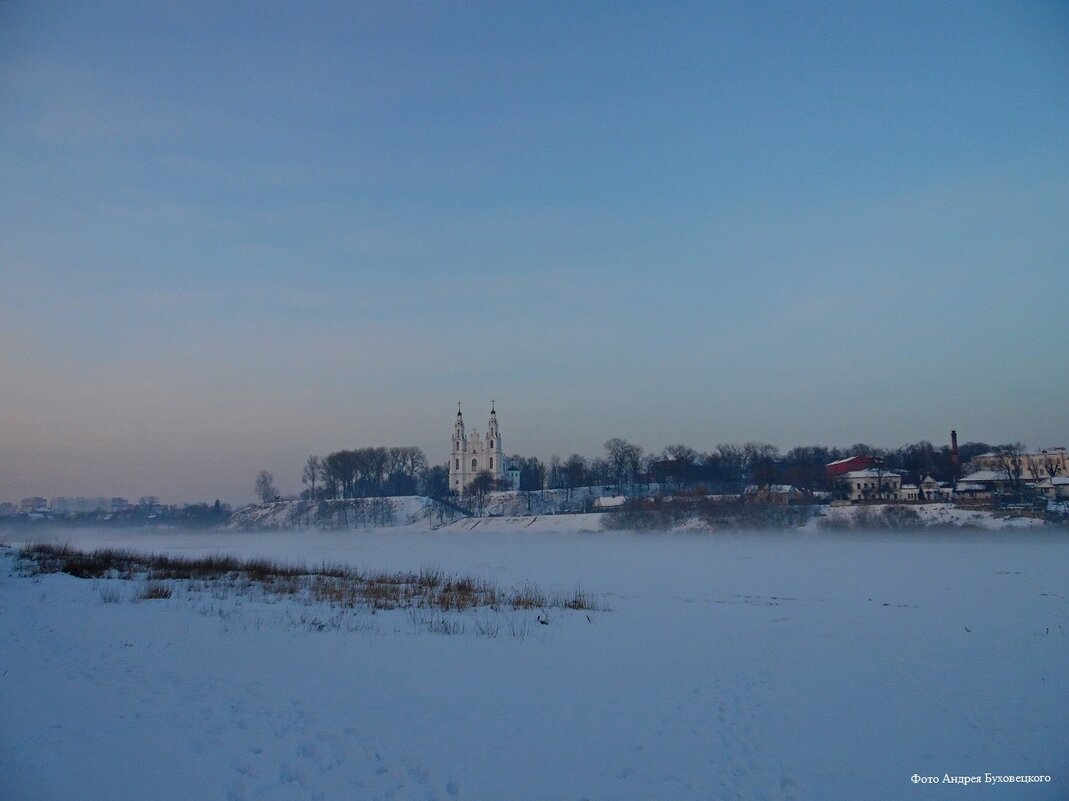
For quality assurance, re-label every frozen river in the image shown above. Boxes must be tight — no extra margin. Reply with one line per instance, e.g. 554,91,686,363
2,526,1066,800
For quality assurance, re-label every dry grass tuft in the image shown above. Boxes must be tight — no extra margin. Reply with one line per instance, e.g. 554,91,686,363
139,582,173,600
17,543,602,615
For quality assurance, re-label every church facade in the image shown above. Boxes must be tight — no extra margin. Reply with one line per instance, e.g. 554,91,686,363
450,403,505,493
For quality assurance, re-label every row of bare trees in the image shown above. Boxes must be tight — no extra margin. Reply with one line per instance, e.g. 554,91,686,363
532,438,1015,494
254,436,1040,505
301,447,436,500
518,440,781,494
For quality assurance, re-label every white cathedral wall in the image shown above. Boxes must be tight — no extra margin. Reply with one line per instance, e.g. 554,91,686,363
449,413,505,493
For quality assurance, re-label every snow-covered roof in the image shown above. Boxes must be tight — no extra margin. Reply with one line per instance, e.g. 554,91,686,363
744,484,801,494
959,469,1014,482
1036,476,1069,487
826,456,871,467
841,469,902,479
954,482,986,492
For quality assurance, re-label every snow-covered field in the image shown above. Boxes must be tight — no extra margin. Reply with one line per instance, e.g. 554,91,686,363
1,526,1066,800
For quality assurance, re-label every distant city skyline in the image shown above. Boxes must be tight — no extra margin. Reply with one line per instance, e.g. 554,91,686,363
2,401,1061,507
2,1,1067,504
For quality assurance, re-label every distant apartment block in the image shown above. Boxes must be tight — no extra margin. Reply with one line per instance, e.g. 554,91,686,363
967,447,1067,478
51,497,131,514
19,497,48,513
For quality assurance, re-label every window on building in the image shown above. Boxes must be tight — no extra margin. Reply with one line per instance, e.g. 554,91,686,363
455,459,459,469
472,458,477,471
490,440,493,448
489,458,493,469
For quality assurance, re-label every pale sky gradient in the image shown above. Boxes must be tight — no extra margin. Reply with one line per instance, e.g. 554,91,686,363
2,1,1067,504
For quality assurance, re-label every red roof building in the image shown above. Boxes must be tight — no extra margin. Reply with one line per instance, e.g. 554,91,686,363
825,455,875,481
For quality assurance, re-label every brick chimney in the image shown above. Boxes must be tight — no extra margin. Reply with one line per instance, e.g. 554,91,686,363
951,430,960,487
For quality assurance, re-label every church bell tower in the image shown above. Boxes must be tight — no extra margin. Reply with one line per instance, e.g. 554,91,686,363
450,403,466,492
448,401,505,493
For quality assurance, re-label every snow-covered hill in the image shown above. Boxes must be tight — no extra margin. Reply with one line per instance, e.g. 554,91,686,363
227,495,1058,533
228,497,463,530
807,502,1048,531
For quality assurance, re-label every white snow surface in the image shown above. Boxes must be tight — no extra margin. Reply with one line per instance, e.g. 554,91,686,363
444,512,604,532
809,502,1048,530
2,526,1067,800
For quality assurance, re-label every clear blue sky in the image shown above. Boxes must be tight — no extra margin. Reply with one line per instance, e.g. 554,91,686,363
2,1,1067,504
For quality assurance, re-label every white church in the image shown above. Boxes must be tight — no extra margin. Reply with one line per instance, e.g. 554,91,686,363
449,403,509,493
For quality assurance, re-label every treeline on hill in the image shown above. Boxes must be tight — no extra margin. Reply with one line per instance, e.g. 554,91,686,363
504,439,1001,496
273,438,1004,505
640,440,1001,493
295,447,444,502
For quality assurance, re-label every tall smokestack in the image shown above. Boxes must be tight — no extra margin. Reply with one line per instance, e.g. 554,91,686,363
951,430,960,487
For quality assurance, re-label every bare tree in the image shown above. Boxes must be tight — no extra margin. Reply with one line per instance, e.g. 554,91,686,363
465,470,496,517
254,470,278,504
548,455,563,491
743,442,780,489
605,438,644,492
367,447,389,495
661,444,698,489
323,452,350,498
996,443,1026,500
1026,455,1060,483
833,476,851,501
564,453,587,499
589,457,611,486
302,455,321,500
716,444,745,492
419,464,450,498
783,446,835,492
872,456,889,501
318,455,341,500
